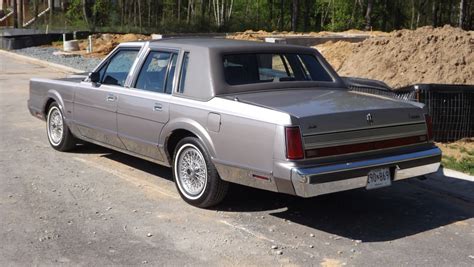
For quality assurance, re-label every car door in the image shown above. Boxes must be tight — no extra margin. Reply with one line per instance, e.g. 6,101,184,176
116,50,178,161
74,48,140,148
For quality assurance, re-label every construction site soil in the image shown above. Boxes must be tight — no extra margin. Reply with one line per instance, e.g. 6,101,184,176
52,26,472,89
321,25,474,88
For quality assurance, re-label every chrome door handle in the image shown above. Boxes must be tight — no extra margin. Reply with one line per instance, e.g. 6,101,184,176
106,94,117,102
153,103,163,111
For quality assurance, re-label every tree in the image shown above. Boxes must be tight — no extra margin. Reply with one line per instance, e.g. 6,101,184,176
459,0,466,29
291,0,298,31
364,0,373,30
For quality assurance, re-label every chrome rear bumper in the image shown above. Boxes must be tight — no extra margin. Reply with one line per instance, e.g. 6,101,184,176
291,147,441,197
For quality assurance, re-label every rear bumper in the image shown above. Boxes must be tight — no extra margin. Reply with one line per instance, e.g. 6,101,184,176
290,147,441,197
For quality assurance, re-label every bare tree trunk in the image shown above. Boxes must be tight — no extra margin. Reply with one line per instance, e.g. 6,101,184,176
256,0,260,29
187,0,192,24
82,0,90,30
303,0,310,31
12,0,18,28
269,0,273,27
459,0,466,29
18,0,24,27
178,0,181,23
201,0,206,29
291,0,298,32
279,0,283,31
365,0,373,30
48,0,52,29
138,0,142,33
432,0,438,26
148,0,151,27
120,0,124,31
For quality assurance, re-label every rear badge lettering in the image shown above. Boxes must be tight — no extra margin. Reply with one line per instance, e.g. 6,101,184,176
366,113,374,125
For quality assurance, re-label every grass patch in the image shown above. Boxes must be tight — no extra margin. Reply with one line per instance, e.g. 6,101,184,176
442,155,474,176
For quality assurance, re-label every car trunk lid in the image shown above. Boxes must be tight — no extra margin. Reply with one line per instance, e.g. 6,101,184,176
221,88,428,156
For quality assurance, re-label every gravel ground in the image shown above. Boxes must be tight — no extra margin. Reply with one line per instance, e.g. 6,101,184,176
13,47,102,72
2,52,474,266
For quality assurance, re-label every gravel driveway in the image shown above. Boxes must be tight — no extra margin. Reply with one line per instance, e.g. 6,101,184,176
13,47,102,72
1,52,474,266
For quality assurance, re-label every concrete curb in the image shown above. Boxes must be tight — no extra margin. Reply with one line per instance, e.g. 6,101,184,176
410,167,474,203
0,49,85,73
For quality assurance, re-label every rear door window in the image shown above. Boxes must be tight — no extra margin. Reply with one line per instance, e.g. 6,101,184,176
134,51,177,94
101,50,139,86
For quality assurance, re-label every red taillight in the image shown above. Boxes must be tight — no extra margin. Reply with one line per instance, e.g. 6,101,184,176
285,127,304,160
305,135,428,158
425,114,434,141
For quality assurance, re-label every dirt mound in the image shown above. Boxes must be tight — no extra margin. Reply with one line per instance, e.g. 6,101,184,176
229,29,387,41
51,33,151,58
331,25,474,88
315,41,357,70
82,33,151,57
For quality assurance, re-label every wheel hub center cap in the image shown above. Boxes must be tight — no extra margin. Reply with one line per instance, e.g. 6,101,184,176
186,169,194,176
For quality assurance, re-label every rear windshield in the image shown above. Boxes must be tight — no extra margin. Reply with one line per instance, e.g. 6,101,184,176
223,53,333,85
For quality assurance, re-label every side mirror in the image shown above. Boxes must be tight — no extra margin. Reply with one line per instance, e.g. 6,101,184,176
89,71,100,83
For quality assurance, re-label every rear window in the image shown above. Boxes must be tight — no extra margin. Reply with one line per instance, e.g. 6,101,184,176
223,53,333,85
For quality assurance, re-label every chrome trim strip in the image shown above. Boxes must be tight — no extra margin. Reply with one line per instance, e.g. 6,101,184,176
77,135,171,167
291,147,441,197
212,158,273,177
302,121,425,137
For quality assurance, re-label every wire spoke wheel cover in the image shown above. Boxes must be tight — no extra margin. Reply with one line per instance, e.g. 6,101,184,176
175,144,208,200
47,106,64,146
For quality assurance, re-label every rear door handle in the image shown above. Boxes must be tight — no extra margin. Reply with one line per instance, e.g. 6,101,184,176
153,103,163,112
106,94,117,102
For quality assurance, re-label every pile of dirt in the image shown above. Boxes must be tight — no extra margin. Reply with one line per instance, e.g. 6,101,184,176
320,25,473,88
228,30,284,40
228,29,387,41
82,33,151,57
52,33,151,58
315,41,357,70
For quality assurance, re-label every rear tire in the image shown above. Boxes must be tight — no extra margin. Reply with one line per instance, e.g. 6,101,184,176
172,137,228,208
46,102,76,151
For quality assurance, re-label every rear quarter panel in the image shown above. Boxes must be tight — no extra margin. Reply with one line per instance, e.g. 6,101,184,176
29,78,76,124
161,97,291,182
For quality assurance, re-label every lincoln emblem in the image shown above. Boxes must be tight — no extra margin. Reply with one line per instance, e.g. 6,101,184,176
366,113,374,125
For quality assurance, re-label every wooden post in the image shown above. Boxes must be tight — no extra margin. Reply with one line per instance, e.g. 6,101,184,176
17,0,23,27
12,0,18,28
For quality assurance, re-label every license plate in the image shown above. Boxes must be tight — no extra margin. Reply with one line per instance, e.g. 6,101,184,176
366,168,391,190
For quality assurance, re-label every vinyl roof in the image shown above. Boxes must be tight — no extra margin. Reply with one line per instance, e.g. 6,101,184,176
146,37,314,52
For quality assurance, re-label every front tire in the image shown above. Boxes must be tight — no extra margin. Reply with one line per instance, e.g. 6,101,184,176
46,102,76,151
173,137,228,208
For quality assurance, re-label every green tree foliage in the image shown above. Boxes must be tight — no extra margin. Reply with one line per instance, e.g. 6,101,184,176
57,0,473,32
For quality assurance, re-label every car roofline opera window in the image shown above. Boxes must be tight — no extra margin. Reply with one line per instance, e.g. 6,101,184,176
222,53,334,86
178,52,190,93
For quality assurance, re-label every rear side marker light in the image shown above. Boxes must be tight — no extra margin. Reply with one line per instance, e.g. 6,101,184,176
252,174,270,180
285,127,304,160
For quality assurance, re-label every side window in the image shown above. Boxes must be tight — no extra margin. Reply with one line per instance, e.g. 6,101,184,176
102,50,138,86
135,51,174,94
178,52,190,93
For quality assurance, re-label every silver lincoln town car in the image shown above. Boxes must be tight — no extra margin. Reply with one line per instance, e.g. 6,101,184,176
28,38,442,207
